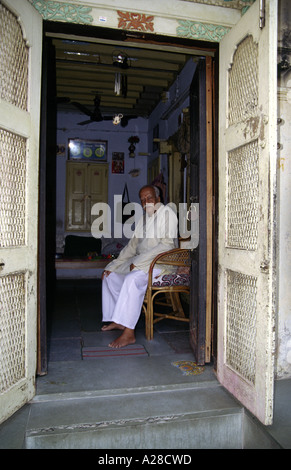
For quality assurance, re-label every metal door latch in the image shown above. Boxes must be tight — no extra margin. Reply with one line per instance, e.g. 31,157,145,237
259,0,265,29
260,260,269,272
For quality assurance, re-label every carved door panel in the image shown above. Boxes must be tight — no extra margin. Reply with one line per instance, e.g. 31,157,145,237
66,162,108,231
217,0,277,425
0,0,42,424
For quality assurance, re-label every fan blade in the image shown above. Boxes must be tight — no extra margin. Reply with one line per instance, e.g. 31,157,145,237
91,111,103,121
71,101,92,116
78,119,93,125
120,115,136,127
57,96,70,104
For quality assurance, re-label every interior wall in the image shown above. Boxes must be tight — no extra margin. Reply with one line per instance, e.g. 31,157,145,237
55,57,196,252
56,114,148,250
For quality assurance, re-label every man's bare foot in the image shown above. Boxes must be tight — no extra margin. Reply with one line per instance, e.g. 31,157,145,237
108,328,136,348
101,322,125,332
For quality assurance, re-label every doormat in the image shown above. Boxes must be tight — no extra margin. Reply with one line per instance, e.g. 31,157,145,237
82,344,148,359
161,331,192,354
172,360,205,376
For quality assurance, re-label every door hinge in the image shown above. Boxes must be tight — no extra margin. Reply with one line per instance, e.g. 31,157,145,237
259,0,265,29
260,259,269,273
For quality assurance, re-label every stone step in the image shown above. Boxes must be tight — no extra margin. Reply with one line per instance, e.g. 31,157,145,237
25,382,246,449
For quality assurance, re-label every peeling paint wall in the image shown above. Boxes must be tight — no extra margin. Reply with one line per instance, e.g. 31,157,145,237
276,0,291,378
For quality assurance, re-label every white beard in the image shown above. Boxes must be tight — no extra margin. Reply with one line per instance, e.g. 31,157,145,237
144,203,155,216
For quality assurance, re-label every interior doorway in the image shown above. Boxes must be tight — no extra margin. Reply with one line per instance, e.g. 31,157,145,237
37,21,218,381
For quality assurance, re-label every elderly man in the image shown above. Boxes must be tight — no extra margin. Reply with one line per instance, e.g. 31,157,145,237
101,185,178,348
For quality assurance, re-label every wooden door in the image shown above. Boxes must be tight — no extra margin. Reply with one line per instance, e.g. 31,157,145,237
87,163,109,228
65,162,108,231
189,57,213,365
217,0,277,425
0,0,42,424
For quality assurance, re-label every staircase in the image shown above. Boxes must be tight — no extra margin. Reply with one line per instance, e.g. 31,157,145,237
24,381,279,449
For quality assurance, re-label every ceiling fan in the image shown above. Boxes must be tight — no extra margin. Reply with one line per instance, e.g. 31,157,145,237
71,95,135,127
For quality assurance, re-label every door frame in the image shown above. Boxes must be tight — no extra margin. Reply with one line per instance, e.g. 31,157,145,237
189,56,215,365
37,20,219,373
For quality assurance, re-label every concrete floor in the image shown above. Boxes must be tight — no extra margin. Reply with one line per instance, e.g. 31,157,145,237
0,279,290,449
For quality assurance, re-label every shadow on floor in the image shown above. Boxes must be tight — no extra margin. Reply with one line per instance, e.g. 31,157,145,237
40,279,216,395
47,279,197,364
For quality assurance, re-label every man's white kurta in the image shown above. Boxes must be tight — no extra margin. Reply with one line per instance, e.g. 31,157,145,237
102,204,178,329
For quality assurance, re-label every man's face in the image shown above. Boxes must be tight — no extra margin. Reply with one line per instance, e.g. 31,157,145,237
139,187,160,215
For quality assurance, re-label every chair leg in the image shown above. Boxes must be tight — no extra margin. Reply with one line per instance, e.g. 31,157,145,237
173,292,186,317
144,291,154,341
148,296,154,340
165,292,186,318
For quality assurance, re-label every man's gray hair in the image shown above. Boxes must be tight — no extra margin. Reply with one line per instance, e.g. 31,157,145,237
139,185,160,198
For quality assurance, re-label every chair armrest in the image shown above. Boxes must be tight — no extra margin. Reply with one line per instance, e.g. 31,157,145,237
148,248,190,287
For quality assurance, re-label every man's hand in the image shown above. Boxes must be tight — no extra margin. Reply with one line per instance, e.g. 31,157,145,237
102,270,112,280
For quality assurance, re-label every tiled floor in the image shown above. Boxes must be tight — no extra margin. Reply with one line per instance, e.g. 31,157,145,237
0,279,290,448
41,279,217,393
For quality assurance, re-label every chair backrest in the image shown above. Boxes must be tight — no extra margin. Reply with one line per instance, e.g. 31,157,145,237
153,248,191,267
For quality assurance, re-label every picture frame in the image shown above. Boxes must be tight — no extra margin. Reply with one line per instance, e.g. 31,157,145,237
112,152,124,174
68,138,107,161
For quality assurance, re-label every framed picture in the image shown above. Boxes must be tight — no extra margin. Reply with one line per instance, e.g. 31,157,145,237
57,143,66,156
68,138,107,161
112,152,124,174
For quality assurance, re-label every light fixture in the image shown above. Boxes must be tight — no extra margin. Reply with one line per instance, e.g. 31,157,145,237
128,136,140,158
112,50,129,69
112,114,123,125
113,50,129,97
114,73,127,97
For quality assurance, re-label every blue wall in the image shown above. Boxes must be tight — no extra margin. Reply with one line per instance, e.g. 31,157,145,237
55,58,197,251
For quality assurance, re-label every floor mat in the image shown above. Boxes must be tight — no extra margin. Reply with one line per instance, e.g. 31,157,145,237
82,344,148,359
160,331,192,354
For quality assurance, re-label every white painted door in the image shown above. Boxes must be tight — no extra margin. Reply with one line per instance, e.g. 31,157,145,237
217,0,277,425
0,0,42,424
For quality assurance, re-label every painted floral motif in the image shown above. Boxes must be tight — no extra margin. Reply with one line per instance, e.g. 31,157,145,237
179,0,255,12
30,0,93,23
177,20,230,42
117,11,154,32
152,273,190,287
172,360,205,376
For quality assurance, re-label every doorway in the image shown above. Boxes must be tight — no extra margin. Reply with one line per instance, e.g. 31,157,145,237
38,21,218,386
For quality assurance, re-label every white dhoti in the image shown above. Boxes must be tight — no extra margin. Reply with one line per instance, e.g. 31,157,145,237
102,269,160,329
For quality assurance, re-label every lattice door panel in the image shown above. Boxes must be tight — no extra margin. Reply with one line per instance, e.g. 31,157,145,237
0,273,26,393
0,129,27,248
227,140,259,251
218,0,277,425
225,270,257,385
0,2,28,110
228,35,258,126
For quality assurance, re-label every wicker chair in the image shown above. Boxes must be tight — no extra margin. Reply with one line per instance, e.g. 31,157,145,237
143,248,191,340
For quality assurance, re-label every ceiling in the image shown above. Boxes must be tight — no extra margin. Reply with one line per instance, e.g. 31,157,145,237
52,36,200,124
